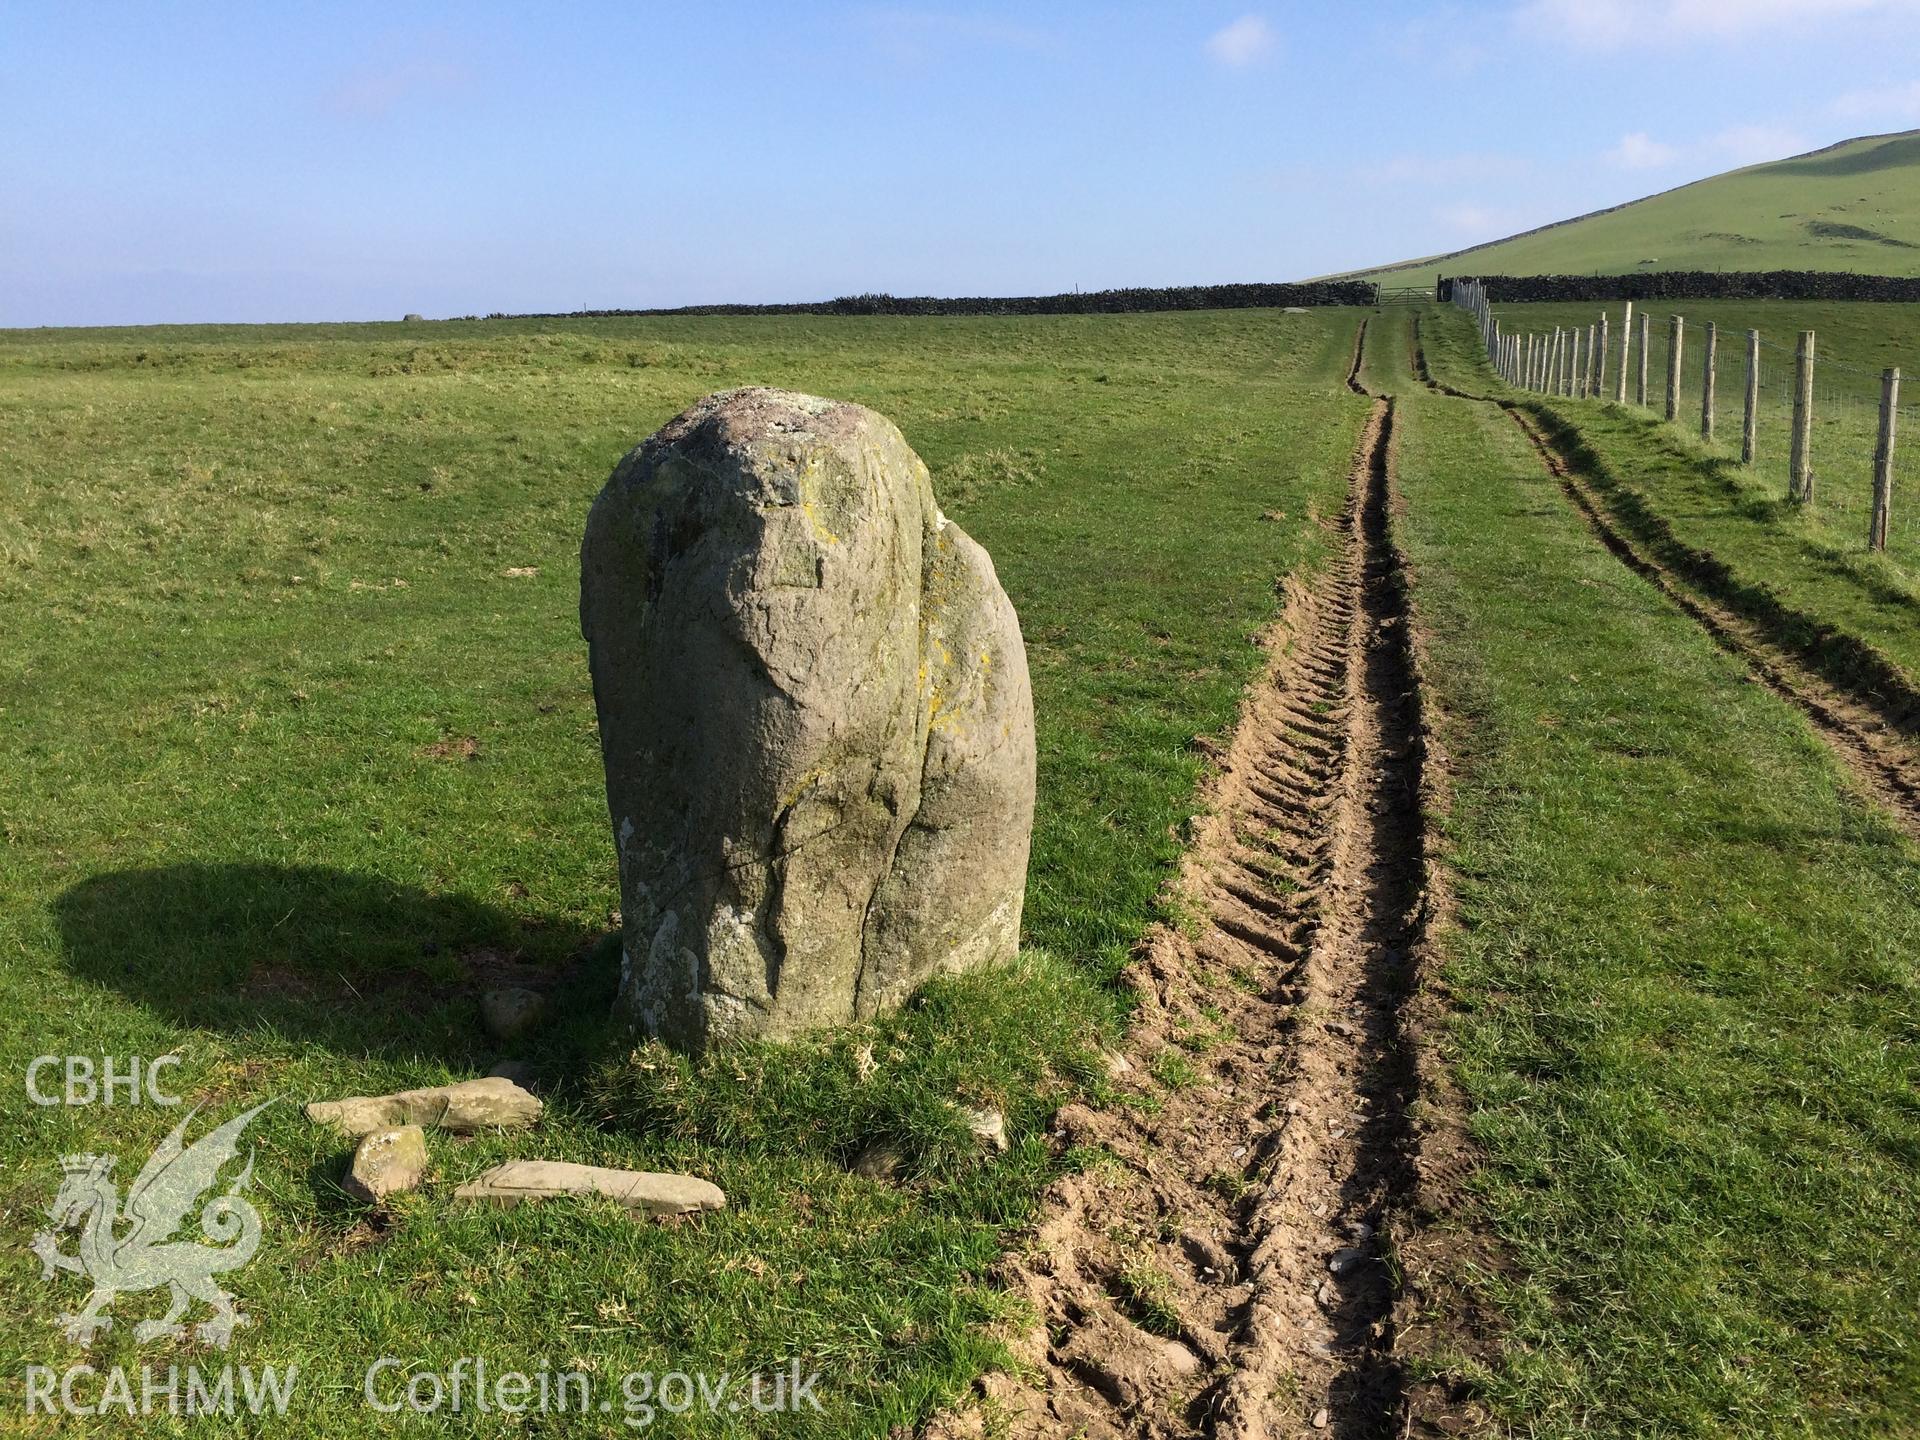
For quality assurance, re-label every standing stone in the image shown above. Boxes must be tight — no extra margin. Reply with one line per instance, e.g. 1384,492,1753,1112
581,388,1035,1051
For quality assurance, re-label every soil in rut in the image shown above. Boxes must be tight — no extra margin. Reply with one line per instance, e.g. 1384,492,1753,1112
967,389,1435,1439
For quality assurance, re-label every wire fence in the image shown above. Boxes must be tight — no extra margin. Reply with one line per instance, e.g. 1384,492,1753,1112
1450,280,1914,568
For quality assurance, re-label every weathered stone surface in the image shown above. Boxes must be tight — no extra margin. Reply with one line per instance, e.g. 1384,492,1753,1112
480,987,546,1042
961,1106,1008,1152
849,1144,904,1182
581,387,1036,1051
304,1077,542,1136
344,1124,428,1203
454,1160,725,1215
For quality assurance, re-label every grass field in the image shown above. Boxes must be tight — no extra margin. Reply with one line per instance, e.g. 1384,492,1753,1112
0,310,1367,1434
1441,300,1920,705
1355,129,1920,286
1379,305,1920,1435
5,295,1920,1439
1482,298,1920,572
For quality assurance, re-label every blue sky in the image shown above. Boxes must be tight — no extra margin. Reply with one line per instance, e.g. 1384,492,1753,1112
5,0,1920,325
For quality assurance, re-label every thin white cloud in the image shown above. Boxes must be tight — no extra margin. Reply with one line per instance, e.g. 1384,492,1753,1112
861,8,1051,63
1831,79,1920,123
1517,0,1909,49
1605,132,1681,170
1435,202,1529,237
1386,11,1490,75
1206,14,1277,68
1707,122,1811,164
1360,152,1532,187
324,57,472,118
1596,124,1807,177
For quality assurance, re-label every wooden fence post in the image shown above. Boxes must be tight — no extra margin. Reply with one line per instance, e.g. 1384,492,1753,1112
1573,327,1586,397
1742,330,1760,464
1552,328,1564,395
1598,312,1610,400
1586,322,1599,398
1665,315,1684,421
1701,322,1717,442
1637,311,1650,406
1616,301,1633,403
1790,330,1815,502
1872,367,1899,550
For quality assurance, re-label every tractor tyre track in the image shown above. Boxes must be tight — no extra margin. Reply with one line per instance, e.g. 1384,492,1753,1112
1507,408,1920,840
974,323,1448,1439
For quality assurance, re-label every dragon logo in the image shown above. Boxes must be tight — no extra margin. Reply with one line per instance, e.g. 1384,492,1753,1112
31,1102,272,1348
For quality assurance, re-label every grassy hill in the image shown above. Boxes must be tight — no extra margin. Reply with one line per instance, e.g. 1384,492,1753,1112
1353,129,1920,286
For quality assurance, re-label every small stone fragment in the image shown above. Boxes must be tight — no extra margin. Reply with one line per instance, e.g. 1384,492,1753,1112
851,1144,904,1181
481,987,546,1042
1103,1050,1133,1079
1311,1406,1330,1429
1328,1247,1365,1275
454,1160,724,1215
305,1077,542,1136
1158,1340,1202,1377
344,1124,428,1204
963,1106,1008,1152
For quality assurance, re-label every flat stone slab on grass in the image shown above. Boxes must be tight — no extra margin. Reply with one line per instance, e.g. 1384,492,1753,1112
344,1124,428,1203
454,1160,725,1216
305,1077,542,1136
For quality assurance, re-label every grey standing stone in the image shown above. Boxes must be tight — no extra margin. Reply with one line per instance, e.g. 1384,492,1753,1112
581,387,1035,1051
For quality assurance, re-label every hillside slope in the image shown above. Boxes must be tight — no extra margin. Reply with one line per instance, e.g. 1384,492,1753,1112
1353,129,1920,286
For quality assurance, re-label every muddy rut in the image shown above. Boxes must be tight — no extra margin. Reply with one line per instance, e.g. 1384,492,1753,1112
975,327,1437,1439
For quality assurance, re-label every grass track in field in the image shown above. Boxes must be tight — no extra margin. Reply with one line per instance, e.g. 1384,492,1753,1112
1423,304,1920,701
1473,298,1920,579
1381,304,1920,1436
0,310,1367,1434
